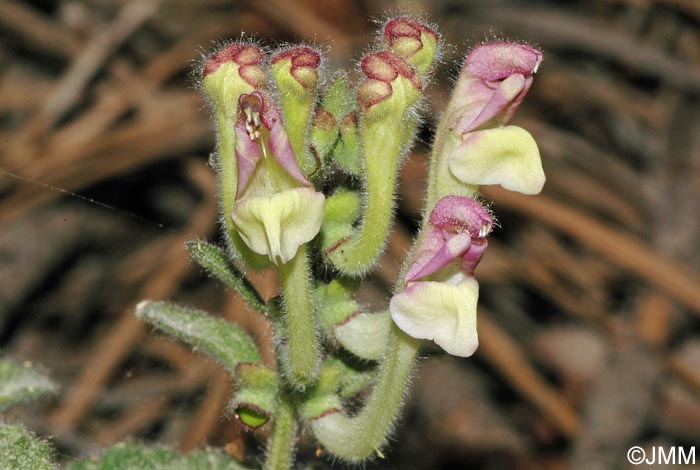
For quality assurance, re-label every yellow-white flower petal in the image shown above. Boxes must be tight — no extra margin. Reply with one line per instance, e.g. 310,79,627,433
389,274,480,357
232,187,325,265
448,125,545,195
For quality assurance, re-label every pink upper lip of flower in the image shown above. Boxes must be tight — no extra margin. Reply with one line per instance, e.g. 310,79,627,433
405,196,493,282
271,47,321,89
361,51,418,83
385,17,439,42
234,91,311,197
450,41,543,135
429,195,493,239
463,41,542,83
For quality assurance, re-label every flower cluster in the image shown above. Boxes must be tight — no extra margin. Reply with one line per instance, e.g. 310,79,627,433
390,42,544,357
179,19,547,466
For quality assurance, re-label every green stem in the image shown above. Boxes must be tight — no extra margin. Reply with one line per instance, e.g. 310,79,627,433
264,395,297,470
311,324,420,461
424,88,479,213
326,117,404,275
278,244,320,387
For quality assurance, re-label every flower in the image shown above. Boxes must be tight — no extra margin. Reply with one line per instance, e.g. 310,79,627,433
390,196,493,357
230,92,325,265
431,42,545,201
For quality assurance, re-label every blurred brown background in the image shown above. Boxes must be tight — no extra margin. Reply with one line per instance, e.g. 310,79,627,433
1,0,700,469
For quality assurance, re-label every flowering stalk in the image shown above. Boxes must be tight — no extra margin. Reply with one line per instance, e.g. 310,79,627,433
311,40,544,460
277,245,319,387
311,325,421,461
136,18,545,470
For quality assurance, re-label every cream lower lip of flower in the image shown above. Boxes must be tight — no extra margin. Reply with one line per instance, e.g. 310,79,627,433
390,196,493,357
234,188,325,265
390,272,480,357
230,92,325,265
448,124,545,195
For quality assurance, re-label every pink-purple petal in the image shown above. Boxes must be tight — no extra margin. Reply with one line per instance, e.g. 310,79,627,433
461,239,488,274
458,74,526,133
406,232,472,281
449,42,542,137
463,42,542,83
234,122,262,197
406,196,493,282
429,195,493,238
264,106,311,187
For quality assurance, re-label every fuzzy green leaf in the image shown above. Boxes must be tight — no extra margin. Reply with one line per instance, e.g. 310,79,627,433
135,301,260,372
67,442,248,470
186,240,267,314
0,422,54,470
0,359,56,412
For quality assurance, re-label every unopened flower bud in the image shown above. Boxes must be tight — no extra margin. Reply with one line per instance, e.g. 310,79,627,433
271,46,323,175
271,46,321,91
384,17,439,74
358,52,421,117
326,52,423,274
202,43,266,112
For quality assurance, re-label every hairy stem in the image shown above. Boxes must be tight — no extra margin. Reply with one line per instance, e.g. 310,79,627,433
311,324,420,461
278,244,320,387
264,395,297,470
326,117,404,275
